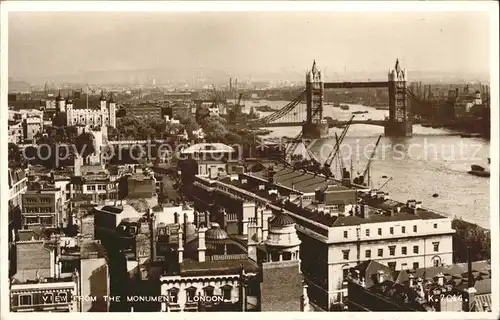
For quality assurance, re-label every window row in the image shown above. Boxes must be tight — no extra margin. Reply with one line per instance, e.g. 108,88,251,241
17,292,68,306
86,184,109,191
24,197,52,204
166,285,233,303
345,223,441,239
343,242,440,260
24,207,53,213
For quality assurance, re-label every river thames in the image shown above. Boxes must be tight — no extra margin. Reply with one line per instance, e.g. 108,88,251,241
245,100,491,229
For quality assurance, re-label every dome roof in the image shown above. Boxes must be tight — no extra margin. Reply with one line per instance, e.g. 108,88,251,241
270,213,295,227
205,223,229,240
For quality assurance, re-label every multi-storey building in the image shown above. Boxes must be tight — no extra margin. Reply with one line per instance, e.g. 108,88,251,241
154,208,305,312
10,234,109,312
10,238,79,312
179,143,237,179
9,168,28,215
21,187,65,230
187,164,455,310
8,168,28,277
71,159,119,203
8,121,24,144
124,103,162,119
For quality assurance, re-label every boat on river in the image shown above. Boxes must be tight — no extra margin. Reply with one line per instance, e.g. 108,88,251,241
340,104,350,110
468,164,490,177
352,110,368,115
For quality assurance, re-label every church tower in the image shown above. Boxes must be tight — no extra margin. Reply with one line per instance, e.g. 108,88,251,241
66,95,74,126
56,90,66,113
100,90,107,114
108,93,116,128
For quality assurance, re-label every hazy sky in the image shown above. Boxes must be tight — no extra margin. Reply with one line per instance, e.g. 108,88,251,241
9,11,491,81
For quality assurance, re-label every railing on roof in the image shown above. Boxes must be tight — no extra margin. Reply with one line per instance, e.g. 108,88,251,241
211,254,248,261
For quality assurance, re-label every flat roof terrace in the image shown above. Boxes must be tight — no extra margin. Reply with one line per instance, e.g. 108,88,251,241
246,164,348,194
213,174,448,230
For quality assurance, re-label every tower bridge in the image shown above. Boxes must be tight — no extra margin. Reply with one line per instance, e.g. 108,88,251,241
249,59,414,138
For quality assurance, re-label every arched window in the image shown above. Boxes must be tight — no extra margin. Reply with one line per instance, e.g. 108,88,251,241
432,255,441,267
186,286,197,301
221,284,232,301
203,285,214,297
174,212,179,224
168,287,180,304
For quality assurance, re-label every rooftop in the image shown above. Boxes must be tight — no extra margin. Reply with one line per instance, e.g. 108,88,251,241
180,258,259,277
349,259,492,311
248,165,345,194
181,143,235,154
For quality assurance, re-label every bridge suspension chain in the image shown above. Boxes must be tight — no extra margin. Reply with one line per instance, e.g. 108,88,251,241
250,90,306,125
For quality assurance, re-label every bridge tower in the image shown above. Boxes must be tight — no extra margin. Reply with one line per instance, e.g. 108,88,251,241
303,60,329,139
385,59,412,137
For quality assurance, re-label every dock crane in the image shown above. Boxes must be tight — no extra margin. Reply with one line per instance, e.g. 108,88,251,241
353,135,382,187
333,132,346,177
320,115,355,178
285,107,322,164
237,92,243,107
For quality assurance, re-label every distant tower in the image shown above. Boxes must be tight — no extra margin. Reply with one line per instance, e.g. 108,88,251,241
56,90,66,113
108,93,116,128
385,59,412,137
100,90,107,111
66,95,74,126
303,60,328,139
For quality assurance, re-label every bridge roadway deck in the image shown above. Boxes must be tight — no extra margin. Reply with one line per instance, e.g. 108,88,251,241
253,120,387,128
323,81,389,89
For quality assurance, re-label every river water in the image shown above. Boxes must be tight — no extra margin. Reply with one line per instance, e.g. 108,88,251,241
245,100,491,229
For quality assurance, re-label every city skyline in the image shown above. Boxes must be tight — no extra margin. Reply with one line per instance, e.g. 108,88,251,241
9,10,492,85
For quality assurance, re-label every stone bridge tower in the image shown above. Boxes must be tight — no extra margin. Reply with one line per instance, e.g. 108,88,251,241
303,60,329,139
385,59,412,136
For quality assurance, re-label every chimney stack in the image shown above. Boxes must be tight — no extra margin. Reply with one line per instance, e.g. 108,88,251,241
183,213,188,239
462,247,477,311
178,225,184,263
198,227,207,262
467,246,474,287
409,274,415,287
436,273,444,286
204,211,211,228
376,270,384,283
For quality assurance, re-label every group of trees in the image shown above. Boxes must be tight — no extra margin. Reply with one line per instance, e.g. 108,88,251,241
452,218,491,263
111,115,184,141
8,126,96,169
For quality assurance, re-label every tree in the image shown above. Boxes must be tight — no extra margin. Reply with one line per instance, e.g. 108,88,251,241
452,218,491,263
196,106,210,122
52,112,67,127
180,116,200,140
75,132,95,158
201,116,228,142
108,126,119,140
8,143,22,167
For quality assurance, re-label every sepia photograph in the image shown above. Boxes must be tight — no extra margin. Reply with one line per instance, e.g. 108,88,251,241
1,1,498,316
